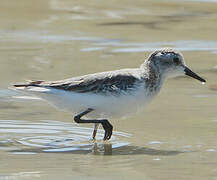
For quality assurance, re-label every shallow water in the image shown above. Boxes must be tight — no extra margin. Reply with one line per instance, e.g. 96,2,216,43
0,0,217,179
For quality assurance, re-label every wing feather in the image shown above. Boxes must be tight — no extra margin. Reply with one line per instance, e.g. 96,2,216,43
14,69,142,96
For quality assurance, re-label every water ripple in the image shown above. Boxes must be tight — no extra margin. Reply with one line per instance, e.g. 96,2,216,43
2,31,217,53
0,120,131,154
110,40,217,53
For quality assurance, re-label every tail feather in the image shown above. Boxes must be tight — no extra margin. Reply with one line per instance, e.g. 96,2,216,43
12,80,51,93
13,80,44,88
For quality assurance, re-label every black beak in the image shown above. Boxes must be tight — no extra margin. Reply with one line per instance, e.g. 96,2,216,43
184,66,206,83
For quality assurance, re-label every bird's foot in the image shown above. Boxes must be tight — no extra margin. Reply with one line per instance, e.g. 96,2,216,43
101,120,113,140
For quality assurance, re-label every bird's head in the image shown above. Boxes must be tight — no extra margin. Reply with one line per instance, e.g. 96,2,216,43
145,48,206,83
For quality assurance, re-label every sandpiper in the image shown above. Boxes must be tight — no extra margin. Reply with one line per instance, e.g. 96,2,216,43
13,48,206,140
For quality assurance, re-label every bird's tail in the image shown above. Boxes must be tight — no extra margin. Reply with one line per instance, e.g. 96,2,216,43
13,80,44,88
11,80,50,93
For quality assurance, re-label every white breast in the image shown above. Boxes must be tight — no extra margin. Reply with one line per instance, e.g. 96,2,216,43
14,85,157,119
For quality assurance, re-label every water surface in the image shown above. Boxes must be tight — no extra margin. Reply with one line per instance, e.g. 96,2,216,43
0,0,217,179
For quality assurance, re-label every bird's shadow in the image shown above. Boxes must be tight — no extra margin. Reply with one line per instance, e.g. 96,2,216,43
9,142,188,156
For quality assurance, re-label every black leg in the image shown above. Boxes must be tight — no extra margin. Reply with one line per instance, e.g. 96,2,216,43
92,123,99,140
74,108,113,140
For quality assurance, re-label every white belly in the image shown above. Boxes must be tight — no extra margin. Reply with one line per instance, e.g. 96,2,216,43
16,87,156,119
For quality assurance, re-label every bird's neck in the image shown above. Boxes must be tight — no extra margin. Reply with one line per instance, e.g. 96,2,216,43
140,61,166,93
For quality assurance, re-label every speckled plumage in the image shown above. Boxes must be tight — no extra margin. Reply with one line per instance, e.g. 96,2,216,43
13,48,206,140
19,70,143,96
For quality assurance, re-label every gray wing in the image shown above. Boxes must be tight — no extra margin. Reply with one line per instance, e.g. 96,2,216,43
16,70,143,96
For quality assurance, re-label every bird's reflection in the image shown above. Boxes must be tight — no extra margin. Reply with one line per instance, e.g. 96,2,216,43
92,143,185,156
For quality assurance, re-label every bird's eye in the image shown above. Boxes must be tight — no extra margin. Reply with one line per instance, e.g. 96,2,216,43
173,57,179,64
